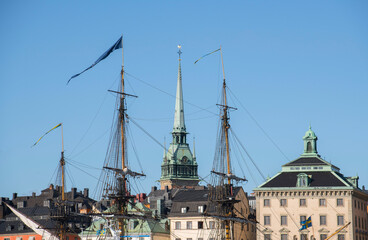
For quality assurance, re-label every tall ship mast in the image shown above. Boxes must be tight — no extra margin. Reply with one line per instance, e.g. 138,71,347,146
209,47,247,240
96,37,146,240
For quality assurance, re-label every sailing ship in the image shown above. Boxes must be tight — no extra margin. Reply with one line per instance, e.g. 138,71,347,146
75,37,168,240
206,47,249,240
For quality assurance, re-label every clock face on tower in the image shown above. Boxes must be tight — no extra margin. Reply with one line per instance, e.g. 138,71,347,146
182,156,188,163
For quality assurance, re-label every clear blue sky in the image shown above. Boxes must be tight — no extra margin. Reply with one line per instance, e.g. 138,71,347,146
1,1,367,199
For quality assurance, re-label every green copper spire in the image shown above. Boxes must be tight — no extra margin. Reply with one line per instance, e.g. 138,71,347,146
173,45,186,134
159,45,199,190
302,125,319,156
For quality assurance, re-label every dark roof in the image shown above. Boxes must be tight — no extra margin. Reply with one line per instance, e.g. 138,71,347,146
0,219,56,235
6,206,50,218
168,187,243,218
283,156,340,170
172,189,209,202
260,171,348,188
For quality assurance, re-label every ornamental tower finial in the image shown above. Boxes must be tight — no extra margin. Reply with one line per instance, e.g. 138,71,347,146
302,125,318,156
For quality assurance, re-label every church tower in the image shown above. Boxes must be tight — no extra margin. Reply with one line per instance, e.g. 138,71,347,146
159,46,199,190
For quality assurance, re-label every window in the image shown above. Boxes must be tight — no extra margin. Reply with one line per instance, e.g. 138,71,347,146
320,215,327,225
18,224,24,230
198,239,203,240
300,234,307,240
300,215,307,223
198,205,204,213
16,238,23,240
281,234,288,240
337,234,345,240
280,199,287,207
300,199,306,207
264,216,271,225
198,221,203,229
186,239,192,240
28,237,35,240
320,234,327,240
264,234,271,240
181,207,187,213
209,221,215,229
186,221,192,229
175,239,181,240
4,238,10,240
297,173,309,187
337,215,344,225
281,216,287,225
319,199,326,206
337,198,343,206
264,199,270,207
175,221,181,229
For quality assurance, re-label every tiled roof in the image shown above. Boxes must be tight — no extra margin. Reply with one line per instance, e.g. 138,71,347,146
168,187,242,217
283,156,339,170
260,171,348,188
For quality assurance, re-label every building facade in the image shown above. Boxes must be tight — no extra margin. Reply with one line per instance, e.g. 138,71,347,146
254,127,368,240
159,49,199,190
167,187,256,240
0,185,94,240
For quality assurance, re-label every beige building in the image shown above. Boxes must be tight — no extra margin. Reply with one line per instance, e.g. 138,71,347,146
254,127,368,240
168,187,256,240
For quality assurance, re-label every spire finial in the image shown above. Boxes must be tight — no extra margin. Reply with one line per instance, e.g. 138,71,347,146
177,45,182,60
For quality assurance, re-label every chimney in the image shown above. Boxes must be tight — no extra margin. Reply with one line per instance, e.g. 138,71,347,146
83,188,89,198
32,192,36,197
71,187,77,199
13,193,17,200
151,186,157,192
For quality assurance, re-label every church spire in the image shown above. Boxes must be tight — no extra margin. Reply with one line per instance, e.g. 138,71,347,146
159,45,199,190
173,45,186,134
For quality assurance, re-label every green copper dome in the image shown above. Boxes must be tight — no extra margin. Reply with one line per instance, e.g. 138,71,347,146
303,126,317,140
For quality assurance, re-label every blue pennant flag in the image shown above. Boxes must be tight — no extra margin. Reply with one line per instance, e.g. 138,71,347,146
67,36,122,84
300,216,312,230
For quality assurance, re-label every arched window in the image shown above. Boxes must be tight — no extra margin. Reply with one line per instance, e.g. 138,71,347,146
307,141,312,152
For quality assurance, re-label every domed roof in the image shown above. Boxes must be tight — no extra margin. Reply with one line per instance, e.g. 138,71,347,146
303,126,317,139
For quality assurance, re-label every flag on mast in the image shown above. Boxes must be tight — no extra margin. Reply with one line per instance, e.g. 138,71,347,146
300,216,312,230
194,48,220,64
67,36,123,84
32,123,62,147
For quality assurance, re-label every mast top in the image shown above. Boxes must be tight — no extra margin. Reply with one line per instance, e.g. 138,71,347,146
177,45,182,61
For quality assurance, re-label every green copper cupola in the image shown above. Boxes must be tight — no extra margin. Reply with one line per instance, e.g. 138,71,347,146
159,45,199,190
302,125,318,156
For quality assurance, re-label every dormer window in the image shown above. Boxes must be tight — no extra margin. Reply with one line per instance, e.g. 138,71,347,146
198,205,205,213
181,207,187,213
297,173,309,187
